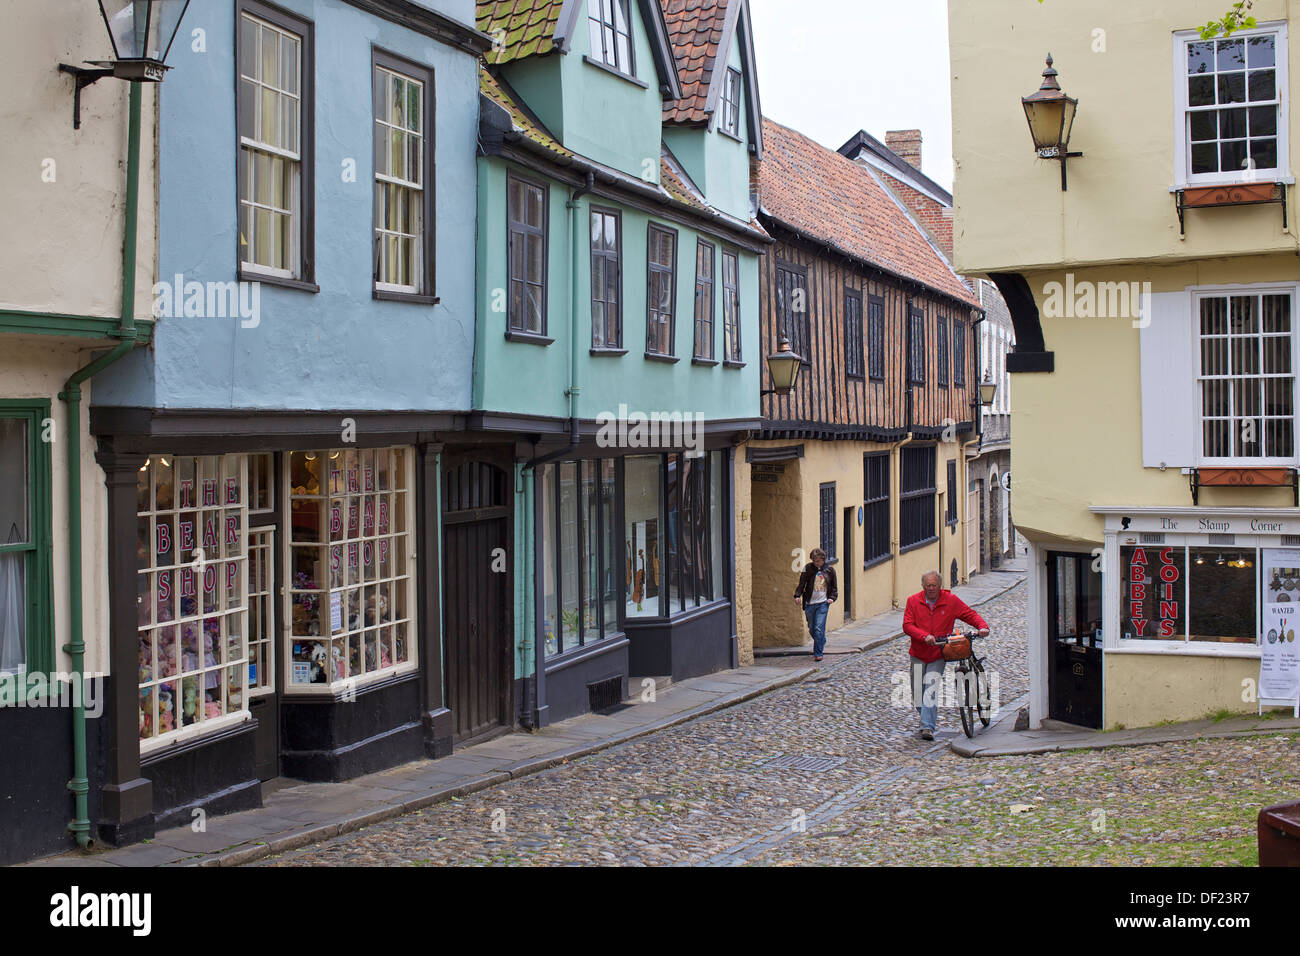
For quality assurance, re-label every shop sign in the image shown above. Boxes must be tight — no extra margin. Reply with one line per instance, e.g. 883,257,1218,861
1122,547,1183,639
752,464,784,484
1259,549,1300,711
1111,514,1300,535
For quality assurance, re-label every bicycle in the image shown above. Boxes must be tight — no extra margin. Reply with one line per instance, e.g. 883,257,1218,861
934,629,993,738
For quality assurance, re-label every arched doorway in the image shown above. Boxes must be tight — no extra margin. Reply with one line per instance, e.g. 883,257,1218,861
442,460,512,746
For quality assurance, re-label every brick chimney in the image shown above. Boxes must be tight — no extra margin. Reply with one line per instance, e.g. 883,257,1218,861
885,129,922,171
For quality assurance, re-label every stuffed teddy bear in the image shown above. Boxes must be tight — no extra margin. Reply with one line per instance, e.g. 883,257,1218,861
183,681,198,723
309,642,328,684
204,696,222,720
138,636,153,684
158,688,175,733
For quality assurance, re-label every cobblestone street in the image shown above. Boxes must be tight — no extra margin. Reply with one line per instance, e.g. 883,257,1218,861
259,582,1300,866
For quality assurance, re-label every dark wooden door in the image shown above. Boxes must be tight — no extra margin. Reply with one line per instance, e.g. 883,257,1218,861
1047,552,1104,728
841,507,854,621
442,462,511,746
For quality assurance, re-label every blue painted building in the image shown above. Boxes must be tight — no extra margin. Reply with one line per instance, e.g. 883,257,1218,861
90,0,489,846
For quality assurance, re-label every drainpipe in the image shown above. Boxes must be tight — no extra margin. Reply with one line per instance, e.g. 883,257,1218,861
524,170,595,472
59,80,146,848
960,313,988,580
893,293,917,608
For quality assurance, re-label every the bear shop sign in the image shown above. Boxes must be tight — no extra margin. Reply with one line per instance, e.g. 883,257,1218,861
1122,547,1185,640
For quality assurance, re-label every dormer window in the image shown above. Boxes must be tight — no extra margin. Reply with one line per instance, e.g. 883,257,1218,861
721,68,742,138
589,0,634,76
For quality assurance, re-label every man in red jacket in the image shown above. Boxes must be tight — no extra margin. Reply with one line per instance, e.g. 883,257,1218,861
903,571,990,740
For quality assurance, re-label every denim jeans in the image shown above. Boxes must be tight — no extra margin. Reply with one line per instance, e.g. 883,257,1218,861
804,602,829,656
911,657,947,731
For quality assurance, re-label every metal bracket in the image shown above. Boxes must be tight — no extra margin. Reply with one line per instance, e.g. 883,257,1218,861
1175,183,1287,237
59,64,114,130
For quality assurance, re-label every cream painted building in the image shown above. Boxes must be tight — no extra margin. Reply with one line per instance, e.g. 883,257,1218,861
0,1,157,864
951,0,1300,728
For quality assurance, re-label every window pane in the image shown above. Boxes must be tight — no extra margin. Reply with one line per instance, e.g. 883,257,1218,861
1119,546,1184,641
281,33,298,95
541,465,559,656
0,420,30,546
625,456,661,618
1188,40,1215,75
1189,549,1256,643
561,463,581,644
666,457,681,612
601,460,618,637
1217,38,1245,70
1219,107,1247,139
1248,69,1275,101
1218,72,1246,104
582,462,600,643
1192,142,1219,173
1189,111,1217,142
1188,75,1216,106
1250,106,1278,136
1248,35,1276,68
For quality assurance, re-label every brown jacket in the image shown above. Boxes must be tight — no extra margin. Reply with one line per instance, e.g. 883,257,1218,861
793,563,838,608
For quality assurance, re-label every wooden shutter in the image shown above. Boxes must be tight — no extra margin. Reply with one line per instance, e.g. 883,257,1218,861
1139,290,1196,468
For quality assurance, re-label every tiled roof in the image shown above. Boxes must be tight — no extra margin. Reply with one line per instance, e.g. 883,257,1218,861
759,118,978,308
477,0,565,65
661,0,730,124
482,64,766,239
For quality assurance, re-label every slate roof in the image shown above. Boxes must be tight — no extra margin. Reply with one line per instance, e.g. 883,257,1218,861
661,0,731,124
477,0,565,65
759,118,978,308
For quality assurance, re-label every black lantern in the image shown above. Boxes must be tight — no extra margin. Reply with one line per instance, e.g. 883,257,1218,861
978,380,997,407
1022,54,1083,190
60,1,192,128
762,334,803,396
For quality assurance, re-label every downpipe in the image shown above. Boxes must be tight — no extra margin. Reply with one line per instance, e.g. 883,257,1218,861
59,80,145,849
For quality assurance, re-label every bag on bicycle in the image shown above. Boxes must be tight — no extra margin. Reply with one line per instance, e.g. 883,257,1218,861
941,634,971,661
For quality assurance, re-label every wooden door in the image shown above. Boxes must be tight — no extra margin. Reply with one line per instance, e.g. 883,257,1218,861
442,462,511,746
965,488,980,578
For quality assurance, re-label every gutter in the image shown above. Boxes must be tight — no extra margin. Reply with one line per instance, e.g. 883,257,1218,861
59,80,147,849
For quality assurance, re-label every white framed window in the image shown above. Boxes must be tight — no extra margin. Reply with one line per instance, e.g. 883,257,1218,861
247,528,275,696
238,8,304,279
373,56,430,296
284,448,417,694
1173,22,1291,187
720,68,742,138
1195,287,1297,465
137,456,251,751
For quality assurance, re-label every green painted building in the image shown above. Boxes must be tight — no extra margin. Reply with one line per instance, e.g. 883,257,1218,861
442,0,769,734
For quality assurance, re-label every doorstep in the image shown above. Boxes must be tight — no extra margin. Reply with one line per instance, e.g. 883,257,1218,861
24,663,812,868
951,692,1300,758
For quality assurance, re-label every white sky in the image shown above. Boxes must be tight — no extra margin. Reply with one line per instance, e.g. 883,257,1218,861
749,0,955,191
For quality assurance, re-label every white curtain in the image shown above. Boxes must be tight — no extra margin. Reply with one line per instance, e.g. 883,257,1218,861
0,523,24,674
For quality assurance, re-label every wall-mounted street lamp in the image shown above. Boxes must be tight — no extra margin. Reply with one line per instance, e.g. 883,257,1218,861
978,380,997,407
59,1,191,128
1022,54,1083,191
762,334,803,397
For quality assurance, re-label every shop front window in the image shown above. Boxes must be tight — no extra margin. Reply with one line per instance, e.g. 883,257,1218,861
286,448,415,688
1121,544,1260,645
1191,548,1256,643
137,455,249,747
543,458,621,656
625,455,662,620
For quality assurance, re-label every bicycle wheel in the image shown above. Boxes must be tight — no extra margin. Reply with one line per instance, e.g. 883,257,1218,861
975,662,992,727
959,665,975,738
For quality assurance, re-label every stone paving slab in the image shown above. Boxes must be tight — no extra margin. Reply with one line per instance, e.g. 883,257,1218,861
951,692,1300,757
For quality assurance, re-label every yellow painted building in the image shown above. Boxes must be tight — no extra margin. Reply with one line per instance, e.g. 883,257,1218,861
747,119,984,650
950,0,1300,728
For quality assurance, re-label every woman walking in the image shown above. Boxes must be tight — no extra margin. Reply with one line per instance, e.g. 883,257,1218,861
793,549,837,662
